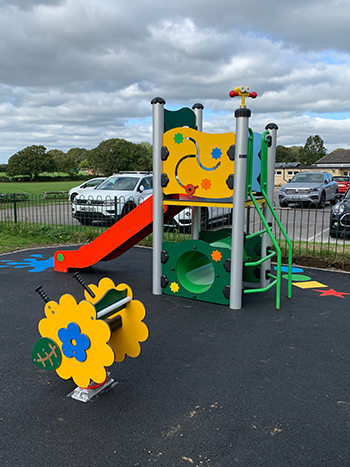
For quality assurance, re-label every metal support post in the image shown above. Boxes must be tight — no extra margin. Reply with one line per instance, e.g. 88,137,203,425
260,123,278,288
191,103,204,239
151,97,165,295
230,108,251,310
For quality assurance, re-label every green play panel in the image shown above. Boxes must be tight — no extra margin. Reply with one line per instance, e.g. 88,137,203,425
164,107,196,132
200,229,262,284
161,229,263,306
162,238,230,305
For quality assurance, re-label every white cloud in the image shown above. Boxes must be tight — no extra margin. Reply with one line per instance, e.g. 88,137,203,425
1,0,350,163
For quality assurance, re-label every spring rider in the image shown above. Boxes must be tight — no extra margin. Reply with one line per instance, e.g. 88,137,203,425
32,273,149,402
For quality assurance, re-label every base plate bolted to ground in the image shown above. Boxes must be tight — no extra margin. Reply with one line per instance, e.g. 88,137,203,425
67,375,118,403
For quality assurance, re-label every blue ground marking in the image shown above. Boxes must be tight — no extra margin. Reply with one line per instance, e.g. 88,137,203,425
274,266,304,273
0,255,54,272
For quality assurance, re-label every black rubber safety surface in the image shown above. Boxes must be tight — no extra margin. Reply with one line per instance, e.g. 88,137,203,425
1,246,350,467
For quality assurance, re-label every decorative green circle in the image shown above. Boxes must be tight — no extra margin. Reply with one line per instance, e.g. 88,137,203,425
32,337,62,370
282,274,311,281
57,253,64,262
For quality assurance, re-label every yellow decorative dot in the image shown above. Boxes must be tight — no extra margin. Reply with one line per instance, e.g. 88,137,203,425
170,282,180,293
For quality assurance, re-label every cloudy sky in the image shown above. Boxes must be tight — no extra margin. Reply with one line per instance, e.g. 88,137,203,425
1,0,350,164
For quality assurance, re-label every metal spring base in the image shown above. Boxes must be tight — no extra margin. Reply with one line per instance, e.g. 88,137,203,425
67,374,117,403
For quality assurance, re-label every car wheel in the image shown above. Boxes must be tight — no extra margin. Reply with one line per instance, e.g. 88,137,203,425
279,201,288,207
330,230,337,238
330,191,338,205
121,202,136,217
225,209,233,226
78,217,92,226
317,192,326,208
164,219,177,231
102,217,115,226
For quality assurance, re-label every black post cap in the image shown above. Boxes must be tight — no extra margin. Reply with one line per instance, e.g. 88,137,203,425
151,97,166,105
265,123,278,130
235,108,251,118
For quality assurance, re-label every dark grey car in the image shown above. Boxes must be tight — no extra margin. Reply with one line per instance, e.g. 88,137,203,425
279,171,338,208
330,187,350,237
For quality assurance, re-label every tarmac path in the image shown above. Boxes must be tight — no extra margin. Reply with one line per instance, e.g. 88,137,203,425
1,246,350,466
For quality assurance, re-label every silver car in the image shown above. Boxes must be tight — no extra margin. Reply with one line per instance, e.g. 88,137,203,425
279,171,338,208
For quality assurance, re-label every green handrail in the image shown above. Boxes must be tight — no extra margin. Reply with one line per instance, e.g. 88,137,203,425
245,249,275,268
246,228,268,240
246,128,254,199
243,128,294,308
244,129,283,307
260,131,293,299
246,188,283,308
244,277,278,294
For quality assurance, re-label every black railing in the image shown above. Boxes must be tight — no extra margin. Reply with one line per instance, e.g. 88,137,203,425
0,194,349,269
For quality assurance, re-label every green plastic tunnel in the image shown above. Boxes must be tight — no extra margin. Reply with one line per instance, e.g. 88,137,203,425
176,250,215,294
176,237,233,294
175,236,249,295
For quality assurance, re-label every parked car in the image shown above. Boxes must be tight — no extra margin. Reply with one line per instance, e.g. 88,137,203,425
166,202,231,231
329,188,350,237
279,171,338,208
72,172,153,225
68,177,106,201
333,175,350,194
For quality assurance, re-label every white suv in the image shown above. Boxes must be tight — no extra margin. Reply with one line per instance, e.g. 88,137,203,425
72,172,153,225
68,177,106,201
166,198,232,231
166,201,232,231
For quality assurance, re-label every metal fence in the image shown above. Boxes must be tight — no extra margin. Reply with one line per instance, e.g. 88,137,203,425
1,193,349,267
246,203,350,268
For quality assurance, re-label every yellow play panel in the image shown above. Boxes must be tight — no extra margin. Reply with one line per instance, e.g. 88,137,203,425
162,127,235,198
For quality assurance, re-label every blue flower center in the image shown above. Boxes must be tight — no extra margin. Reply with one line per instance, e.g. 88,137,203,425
58,322,90,362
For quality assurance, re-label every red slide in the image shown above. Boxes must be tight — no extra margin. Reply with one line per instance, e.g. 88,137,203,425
54,196,183,272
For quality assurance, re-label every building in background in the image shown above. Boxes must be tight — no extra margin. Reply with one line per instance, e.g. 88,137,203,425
274,150,350,185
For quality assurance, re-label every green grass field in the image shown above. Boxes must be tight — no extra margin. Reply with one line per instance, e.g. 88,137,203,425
0,222,104,254
0,180,88,196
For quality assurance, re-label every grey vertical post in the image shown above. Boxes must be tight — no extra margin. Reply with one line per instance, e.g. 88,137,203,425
191,103,204,240
151,97,165,295
229,108,251,310
260,123,278,288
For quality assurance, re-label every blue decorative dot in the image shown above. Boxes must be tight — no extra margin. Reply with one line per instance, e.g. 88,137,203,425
211,147,222,160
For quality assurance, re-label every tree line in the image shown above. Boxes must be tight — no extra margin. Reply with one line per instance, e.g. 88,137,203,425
276,135,327,166
3,134,327,181
4,139,153,181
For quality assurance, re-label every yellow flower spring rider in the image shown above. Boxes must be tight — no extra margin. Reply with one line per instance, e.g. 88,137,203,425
32,273,149,402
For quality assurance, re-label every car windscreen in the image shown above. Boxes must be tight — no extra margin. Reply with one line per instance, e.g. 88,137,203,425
334,176,350,182
291,173,323,183
97,177,139,191
87,179,104,187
